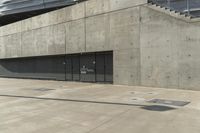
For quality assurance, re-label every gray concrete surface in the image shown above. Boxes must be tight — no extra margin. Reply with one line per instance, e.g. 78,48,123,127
140,6,200,90
1,0,200,90
0,0,145,88
0,78,199,133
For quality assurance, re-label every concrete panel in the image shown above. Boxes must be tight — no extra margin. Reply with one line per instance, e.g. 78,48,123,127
86,14,111,52
86,0,147,16
33,27,51,56
110,7,140,50
114,67,139,86
0,37,5,58
49,24,66,55
21,30,36,57
109,0,147,11
140,46,179,88
113,49,140,86
21,18,33,32
4,33,21,58
140,6,200,90
177,21,200,90
23,23,65,57
71,2,85,20
85,0,110,17
114,48,140,68
22,24,65,57
140,6,180,88
178,61,200,91
0,21,21,36
32,13,51,30
86,7,140,52
65,19,85,54
0,27,3,36
48,2,85,26
20,2,85,31
47,8,68,27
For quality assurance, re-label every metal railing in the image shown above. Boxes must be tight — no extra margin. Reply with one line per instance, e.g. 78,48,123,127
148,0,200,18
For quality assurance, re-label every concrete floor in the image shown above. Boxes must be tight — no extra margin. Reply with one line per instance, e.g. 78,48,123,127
0,78,200,133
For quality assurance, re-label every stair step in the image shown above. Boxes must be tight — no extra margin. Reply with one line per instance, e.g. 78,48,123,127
171,10,177,13
149,2,154,5
180,14,186,17
148,3,193,20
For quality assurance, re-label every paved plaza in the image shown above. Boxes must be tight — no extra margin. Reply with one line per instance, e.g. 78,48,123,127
0,78,199,133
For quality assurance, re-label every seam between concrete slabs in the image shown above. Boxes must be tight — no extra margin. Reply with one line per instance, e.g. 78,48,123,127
139,6,142,86
86,108,131,133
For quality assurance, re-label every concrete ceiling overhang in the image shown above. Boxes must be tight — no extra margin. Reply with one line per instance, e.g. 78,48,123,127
0,0,78,16
0,0,82,26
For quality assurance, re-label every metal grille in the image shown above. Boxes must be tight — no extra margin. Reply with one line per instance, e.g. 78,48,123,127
148,99,190,107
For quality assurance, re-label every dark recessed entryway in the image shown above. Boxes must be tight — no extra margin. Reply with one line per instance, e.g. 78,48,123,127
0,51,113,83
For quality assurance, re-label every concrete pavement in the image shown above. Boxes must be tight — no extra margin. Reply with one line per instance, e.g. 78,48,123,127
0,78,199,133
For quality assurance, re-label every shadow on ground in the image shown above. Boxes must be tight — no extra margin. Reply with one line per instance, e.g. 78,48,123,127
0,94,176,112
141,105,176,111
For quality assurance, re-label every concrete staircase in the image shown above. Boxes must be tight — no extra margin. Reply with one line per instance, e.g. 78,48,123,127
148,2,193,21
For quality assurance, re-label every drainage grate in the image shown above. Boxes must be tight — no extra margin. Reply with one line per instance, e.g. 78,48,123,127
141,105,175,112
32,88,55,92
148,99,190,107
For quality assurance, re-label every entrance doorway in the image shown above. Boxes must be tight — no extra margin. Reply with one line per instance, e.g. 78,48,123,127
80,53,96,82
0,51,113,83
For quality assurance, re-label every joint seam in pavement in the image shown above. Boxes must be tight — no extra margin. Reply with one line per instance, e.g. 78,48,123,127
86,108,131,133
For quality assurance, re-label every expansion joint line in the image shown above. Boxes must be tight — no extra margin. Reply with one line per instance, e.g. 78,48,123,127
86,108,131,133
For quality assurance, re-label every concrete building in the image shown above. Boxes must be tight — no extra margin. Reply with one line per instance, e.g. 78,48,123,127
0,0,78,26
0,0,200,90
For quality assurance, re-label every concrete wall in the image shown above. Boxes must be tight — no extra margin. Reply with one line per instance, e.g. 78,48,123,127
0,0,146,86
1,0,200,90
140,6,200,90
